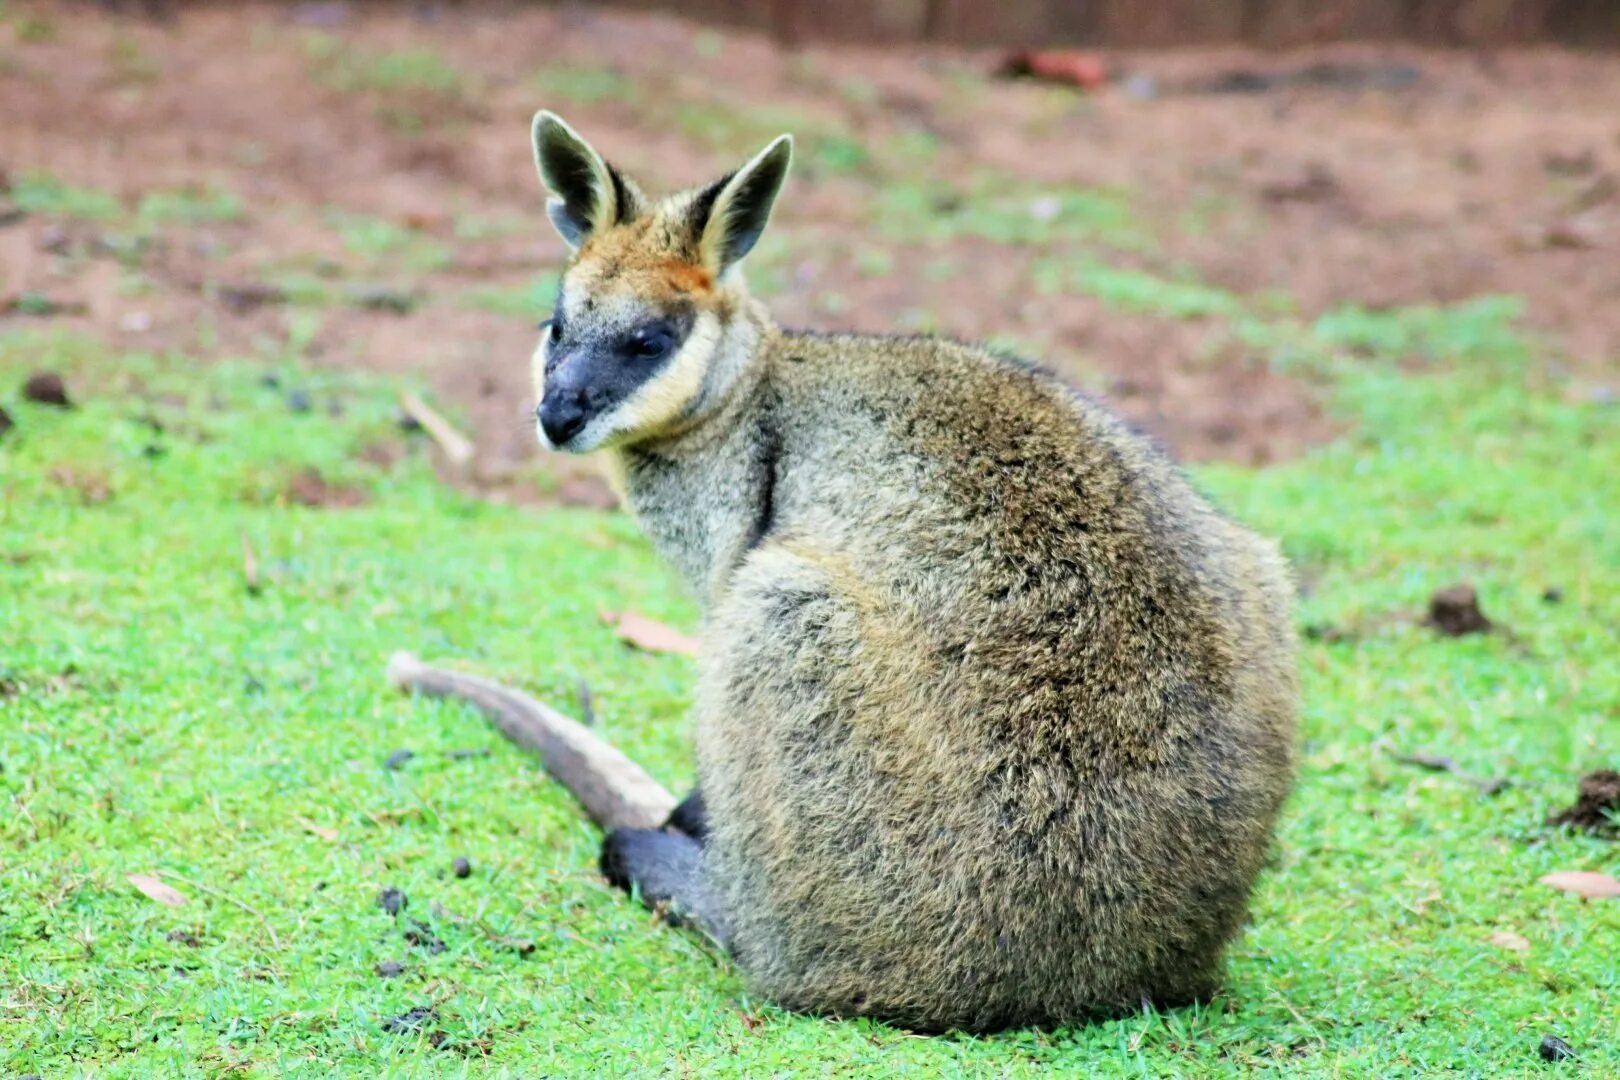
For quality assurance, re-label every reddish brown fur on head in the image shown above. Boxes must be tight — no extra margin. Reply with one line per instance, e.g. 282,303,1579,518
563,220,723,319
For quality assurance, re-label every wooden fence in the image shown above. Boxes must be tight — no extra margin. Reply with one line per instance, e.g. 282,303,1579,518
606,0,1620,46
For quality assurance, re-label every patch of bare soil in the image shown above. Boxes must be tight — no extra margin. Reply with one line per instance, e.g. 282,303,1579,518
1,2,1615,490
283,466,369,508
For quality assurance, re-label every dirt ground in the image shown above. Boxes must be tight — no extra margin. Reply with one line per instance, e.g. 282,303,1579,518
3,2,1617,497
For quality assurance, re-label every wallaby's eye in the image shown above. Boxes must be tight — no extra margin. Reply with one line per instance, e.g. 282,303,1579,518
628,324,675,362
544,317,563,344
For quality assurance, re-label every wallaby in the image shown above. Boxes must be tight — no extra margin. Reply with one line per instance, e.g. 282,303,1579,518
455,111,1297,1033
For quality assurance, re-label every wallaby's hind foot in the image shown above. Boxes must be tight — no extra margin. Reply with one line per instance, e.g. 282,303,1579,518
600,827,729,946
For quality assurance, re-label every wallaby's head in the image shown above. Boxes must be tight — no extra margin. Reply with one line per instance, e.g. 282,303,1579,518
529,111,793,452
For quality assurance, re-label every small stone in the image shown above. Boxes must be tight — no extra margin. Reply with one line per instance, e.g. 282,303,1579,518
378,887,407,916
1539,1034,1576,1062
452,856,471,879
384,748,414,770
381,1005,436,1034
285,389,314,414
1541,586,1564,604
374,959,405,978
404,918,446,954
23,372,71,408
0,406,13,438
165,929,201,947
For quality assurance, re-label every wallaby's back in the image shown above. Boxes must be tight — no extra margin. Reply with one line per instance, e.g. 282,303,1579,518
695,331,1297,1031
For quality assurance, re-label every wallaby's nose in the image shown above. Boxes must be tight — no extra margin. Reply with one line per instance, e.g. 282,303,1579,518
538,392,588,448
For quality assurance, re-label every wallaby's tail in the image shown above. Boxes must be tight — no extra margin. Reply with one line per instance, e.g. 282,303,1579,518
387,652,676,831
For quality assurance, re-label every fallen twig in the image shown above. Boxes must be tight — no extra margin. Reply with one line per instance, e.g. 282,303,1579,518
398,391,475,468
1393,751,1510,796
240,530,261,595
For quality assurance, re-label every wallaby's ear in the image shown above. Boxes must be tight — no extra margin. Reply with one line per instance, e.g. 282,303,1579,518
532,110,634,249
693,134,793,277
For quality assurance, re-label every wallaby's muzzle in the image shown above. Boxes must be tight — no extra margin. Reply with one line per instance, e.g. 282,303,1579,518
537,376,589,449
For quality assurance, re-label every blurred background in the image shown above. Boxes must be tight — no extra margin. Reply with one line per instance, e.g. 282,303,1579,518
5,5,1619,1072
4,0,1616,504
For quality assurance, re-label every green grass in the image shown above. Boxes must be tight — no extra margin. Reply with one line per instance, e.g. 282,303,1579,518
877,177,1146,250
305,33,465,99
1047,262,1249,320
12,11,56,44
323,210,452,274
457,273,561,318
303,33,471,133
2,274,1617,1079
1035,257,1537,386
263,268,341,308
137,186,244,227
11,173,123,222
13,172,244,232
451,212,526,243
530,63,633,107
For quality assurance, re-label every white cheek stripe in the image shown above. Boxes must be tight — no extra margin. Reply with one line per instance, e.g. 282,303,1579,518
582,316,719,448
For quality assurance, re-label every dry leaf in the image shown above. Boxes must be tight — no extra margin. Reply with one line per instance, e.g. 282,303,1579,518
602,611,699,657
296,816,338,842
128,872,186,907
1489,930,1531,953
1539,870,1620,899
